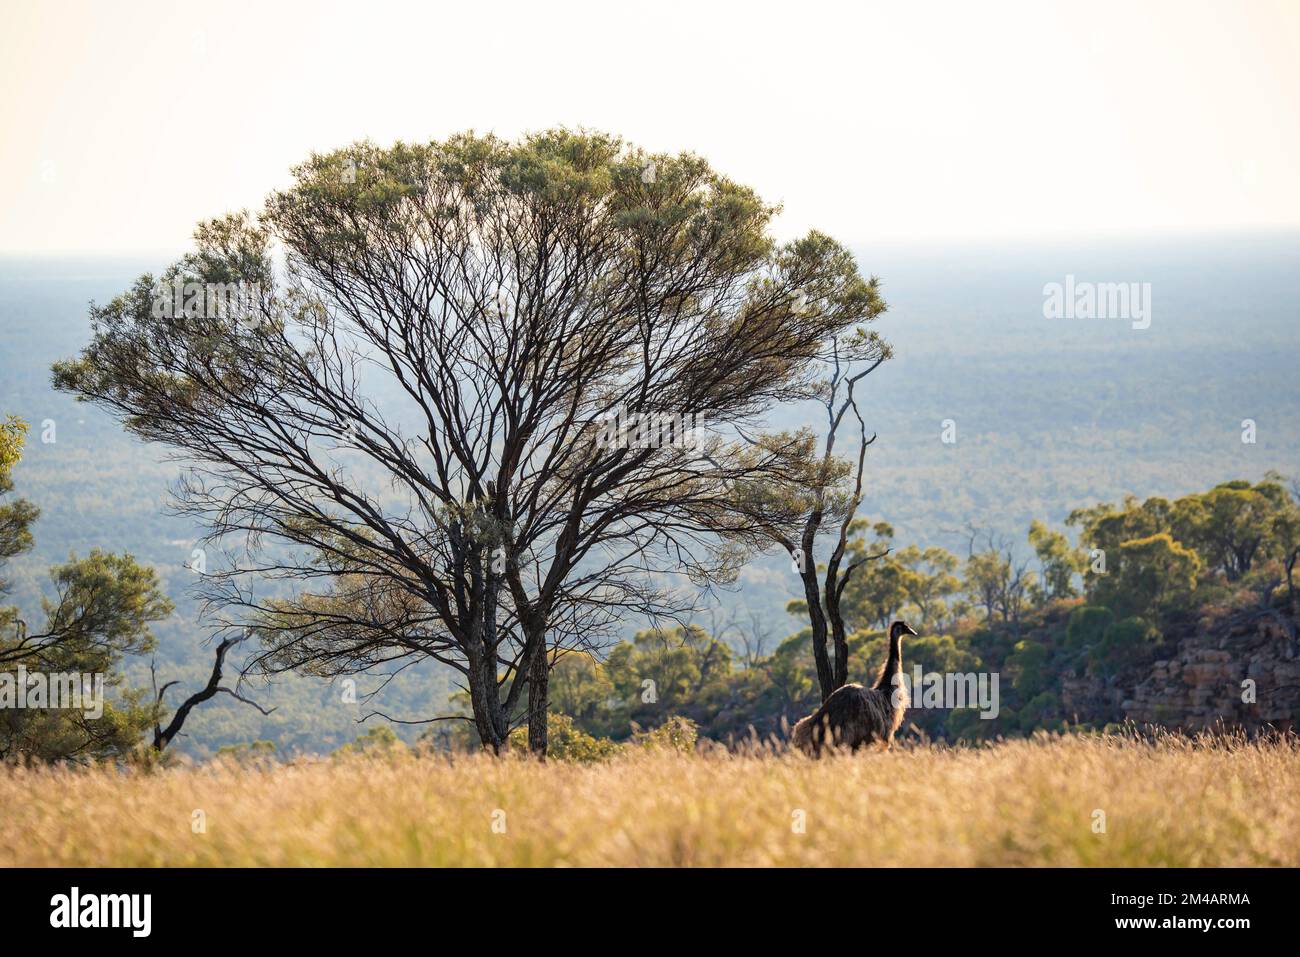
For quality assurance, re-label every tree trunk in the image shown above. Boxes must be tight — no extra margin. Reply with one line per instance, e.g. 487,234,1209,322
455,519,509,754
798,547,834,702
466,646,507,754
1287,549,1298,612
526,623,549,758
825,575,849,690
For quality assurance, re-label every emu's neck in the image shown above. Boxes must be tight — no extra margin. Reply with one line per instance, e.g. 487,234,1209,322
873,633,903,691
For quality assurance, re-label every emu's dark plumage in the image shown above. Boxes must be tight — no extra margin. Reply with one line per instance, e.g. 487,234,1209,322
791,620,916,756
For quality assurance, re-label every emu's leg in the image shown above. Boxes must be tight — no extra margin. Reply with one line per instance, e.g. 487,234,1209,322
822,717,838,757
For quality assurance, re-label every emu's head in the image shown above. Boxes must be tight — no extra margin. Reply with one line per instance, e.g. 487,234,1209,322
890,620,918,641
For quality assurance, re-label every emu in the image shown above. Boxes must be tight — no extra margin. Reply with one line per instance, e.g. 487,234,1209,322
791,620,917,756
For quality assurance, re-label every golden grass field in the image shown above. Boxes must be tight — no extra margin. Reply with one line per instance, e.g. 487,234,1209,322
2,732,1296,867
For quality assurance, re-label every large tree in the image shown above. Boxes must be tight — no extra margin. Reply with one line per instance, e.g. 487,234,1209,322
55,129,884,752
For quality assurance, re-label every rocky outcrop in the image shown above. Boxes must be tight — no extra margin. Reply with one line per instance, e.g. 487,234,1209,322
1060,673,1120,724
1120,611,1299,733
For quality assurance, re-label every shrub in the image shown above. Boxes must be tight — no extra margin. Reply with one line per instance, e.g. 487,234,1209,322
1065,605,1114,651
508,714,622,763
1019,692,1063,730
335,725,405,756
215,740,277,764
1007,640,1050,699
1088,617,1160,678
632,715,698,753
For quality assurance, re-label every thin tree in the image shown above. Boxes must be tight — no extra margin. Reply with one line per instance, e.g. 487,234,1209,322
736,328,892,702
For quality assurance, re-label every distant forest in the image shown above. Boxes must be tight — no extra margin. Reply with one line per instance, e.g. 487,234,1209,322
520,475,1300,757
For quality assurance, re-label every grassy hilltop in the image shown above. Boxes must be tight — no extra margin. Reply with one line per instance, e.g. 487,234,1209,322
3,731,1296,867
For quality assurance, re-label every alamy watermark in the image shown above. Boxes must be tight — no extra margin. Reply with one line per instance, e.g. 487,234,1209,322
593,407,706,450
50,887,151,937
151,279,263,323
1042,275,1151,330
0,667,105,719
893,668,1000,719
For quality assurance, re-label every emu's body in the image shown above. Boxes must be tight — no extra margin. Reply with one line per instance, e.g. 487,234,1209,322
791,621,915,756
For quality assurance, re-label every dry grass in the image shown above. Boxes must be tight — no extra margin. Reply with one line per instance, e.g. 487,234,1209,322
2,732,1296,866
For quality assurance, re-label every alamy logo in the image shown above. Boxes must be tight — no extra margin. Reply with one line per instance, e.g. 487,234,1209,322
894,668,1000,719
50,887,151,937
593,407,706,450
151,279,263,323
0,667,104,719
1042,274,1151,330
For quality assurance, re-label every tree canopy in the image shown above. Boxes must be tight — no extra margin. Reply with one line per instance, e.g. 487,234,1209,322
53,129,889,753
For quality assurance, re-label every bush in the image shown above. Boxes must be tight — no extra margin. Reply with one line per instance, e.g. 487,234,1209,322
1066,605,1114,651
215,740,277,764
1019,692,1063,730
335,725,405,756
508,714,622,762
632,715,698,753
945,705,996,742
1088,617,1160,677
1007,640,1050,699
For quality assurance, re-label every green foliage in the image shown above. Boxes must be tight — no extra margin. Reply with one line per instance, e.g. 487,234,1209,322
604,625,734,731
896,545,963,629
1170,480,1288,581
853,629,980,684
631,715,698,753
944,705,989,742
1018,692,1063,731
508,713,623,762
0,416,37,596
335,724,405,756
963,549,1010,621
1028,519,1081,600
765,629,815,710
1,683,156,765
1065,605,1114,651
38,550,172,666
0,416,27,482
10,234,1299,758
1007,639,1050,699
51,128,898,757
838,522,907,630
1107,533,1200,617
3,413,175,764
1069,494,1174,562
1088,617,1160,678
548,652,616,732
14,270,1300,763
1268,485,1300,607
536,475,1300,748
853,628,985,739
215,739,277,762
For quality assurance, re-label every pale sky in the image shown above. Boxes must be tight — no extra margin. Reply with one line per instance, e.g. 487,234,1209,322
1,0,1298,252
